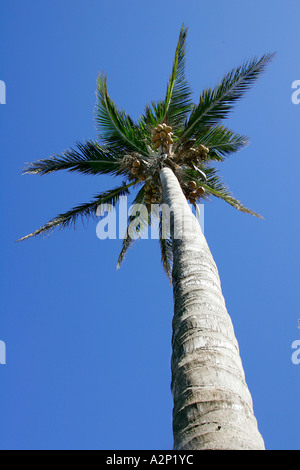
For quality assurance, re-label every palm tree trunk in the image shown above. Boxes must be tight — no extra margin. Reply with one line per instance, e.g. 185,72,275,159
159,166,265,450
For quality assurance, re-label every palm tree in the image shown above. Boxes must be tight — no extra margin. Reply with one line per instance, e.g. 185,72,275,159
18,26,273,450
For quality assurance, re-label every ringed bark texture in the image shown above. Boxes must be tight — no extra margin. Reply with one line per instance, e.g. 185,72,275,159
160,167,265,450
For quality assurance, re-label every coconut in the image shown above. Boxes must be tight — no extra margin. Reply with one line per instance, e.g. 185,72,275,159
199,144,209,154
156,124,163,131
154,141,161,149
164,125,172,133
133,160,141,168
188,181,197,189
130,167,138,175
197,186,205,196
159,131,166,139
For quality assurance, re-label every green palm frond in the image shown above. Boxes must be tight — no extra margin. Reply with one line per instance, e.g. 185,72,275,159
159,214,173,283
17,181,135,241
95,74,148,155
23,140,124,176
116,230,134,270
140,25,192,133
178,53,275,144
204,183,263,218
143,100,166,128
203,167,263,218
116,185,151,269
160,25,193,131
182,166,262,218
195,124,249,161
117,189,174,280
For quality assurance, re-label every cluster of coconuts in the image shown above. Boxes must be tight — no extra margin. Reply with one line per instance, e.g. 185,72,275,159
130,158,146,181
151,123,174,151
176,142,209,165
186,144,209,161
184,180,205,204
144,180,160,205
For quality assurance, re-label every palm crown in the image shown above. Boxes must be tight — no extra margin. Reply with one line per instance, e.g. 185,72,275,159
19,26,273,279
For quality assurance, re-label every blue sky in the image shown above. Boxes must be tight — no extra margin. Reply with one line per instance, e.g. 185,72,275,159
0,0,299,450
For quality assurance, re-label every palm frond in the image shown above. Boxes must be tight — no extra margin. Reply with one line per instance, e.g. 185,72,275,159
116,234,134,270
160,25,193,131
140,26,192,133
17,181,135,241
195,124,249,161
141,101,164,129
182,166,262,218
159,214,173,283
23,140,124,176
178,53,275,143
95,74,149,155
203,167,263,218
116,185,150,269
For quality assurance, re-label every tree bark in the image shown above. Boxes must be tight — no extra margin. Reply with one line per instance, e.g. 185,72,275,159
159,166,265,450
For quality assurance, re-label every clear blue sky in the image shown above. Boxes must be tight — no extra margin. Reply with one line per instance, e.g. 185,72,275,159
0,0,299,450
